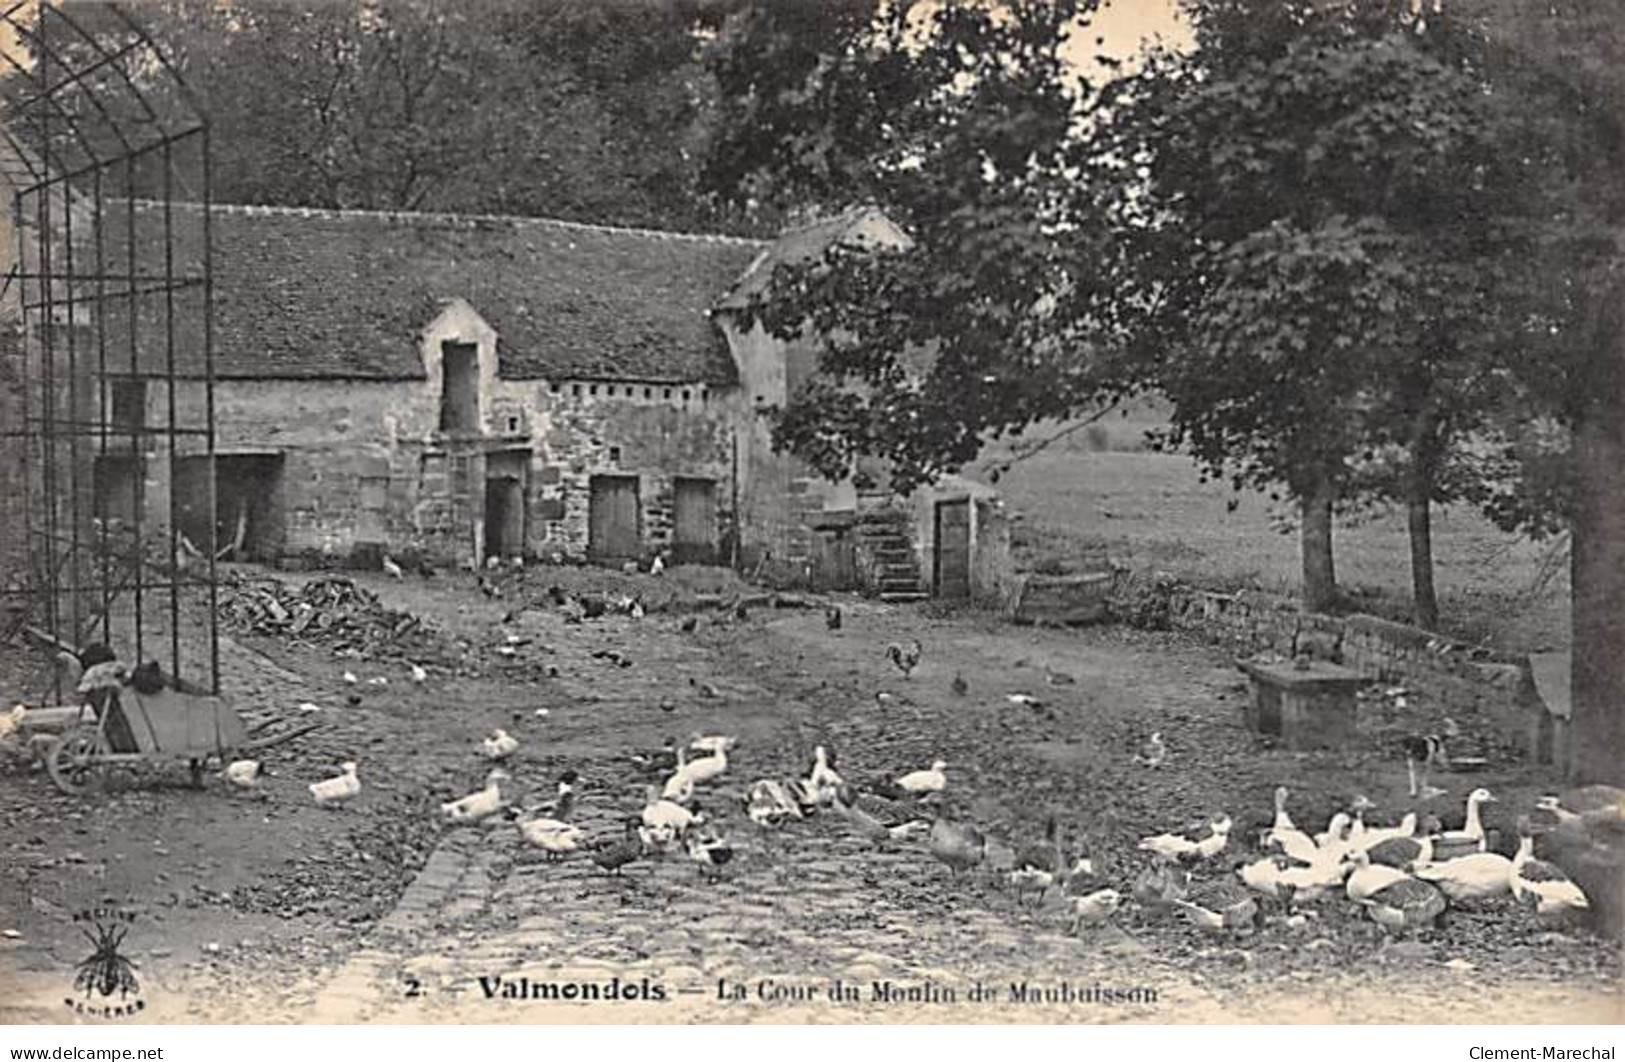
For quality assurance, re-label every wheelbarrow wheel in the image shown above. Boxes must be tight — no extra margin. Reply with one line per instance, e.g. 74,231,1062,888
46,726,106,796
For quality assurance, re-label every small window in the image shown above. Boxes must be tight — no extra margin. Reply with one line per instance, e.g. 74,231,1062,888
589,384,598,396
663,388,672,399
572,384,581,397
608,446,622,464
110,380,145,432
643,387,652,399
550,381,561,394
681,389,690,402
506,415,520,433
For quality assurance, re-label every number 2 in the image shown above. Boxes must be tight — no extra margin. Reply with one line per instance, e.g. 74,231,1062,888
404,975,423,998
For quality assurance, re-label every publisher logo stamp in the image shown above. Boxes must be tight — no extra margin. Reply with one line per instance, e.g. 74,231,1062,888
63,907,146,1019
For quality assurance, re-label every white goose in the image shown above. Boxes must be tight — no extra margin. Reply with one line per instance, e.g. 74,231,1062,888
310,762,361,806
642,785,703,836
1509,833,1589,916
1345,849,1412,902
896,760,948,797
1414,849,1514,902
1356,812,1420,852
1432,788,1495,854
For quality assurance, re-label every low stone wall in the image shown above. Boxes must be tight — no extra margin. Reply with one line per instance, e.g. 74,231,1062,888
1166,586,1558,764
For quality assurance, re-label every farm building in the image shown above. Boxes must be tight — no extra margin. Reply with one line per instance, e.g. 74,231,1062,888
4,195,1012,603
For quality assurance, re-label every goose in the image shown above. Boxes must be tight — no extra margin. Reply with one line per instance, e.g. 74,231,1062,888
1068,888,1122,933
1007,816,1072,904
591,820,645,876
442,770,510,824
1271,853,1354,904
807,745,844,802
1356,812,1420,851
1314,812,1354,852
661,747,695,802
1271,786,1298,833
1171,881,1259,934
1360,876,1447,932
1413,851,1514,902
1238,855,1294,901
1263,817,1320,865
929,809,986,876
642,786,702,836
896,759,948,797
671,736,733,788
481,728,519,761
1529,795,1583,833
1345,850,1412,902
1365,833,1434,871
1432,788,1495,855
224,759,261,789
1194,815,1233,860
309,762,360,807
1509,833,1589,916
686,832,735,883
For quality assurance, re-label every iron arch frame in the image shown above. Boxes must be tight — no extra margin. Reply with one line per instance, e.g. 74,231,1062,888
0,1,218,697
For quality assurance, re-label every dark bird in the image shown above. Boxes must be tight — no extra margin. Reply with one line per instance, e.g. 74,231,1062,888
886,639,923,679
734,601,749,622
950,672,968,697
679,615,699,633
825,606,843,631
591,819,645,876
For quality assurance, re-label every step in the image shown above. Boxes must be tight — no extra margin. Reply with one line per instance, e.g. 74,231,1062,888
878,590,929,603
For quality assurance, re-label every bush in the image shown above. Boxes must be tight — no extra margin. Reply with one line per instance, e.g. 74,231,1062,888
1107,569,1177,630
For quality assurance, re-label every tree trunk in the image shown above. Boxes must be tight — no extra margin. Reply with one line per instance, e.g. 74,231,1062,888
1405,420,1440,631
1300,476,1337,614
1406,493,1438,630
1570,330,1625,787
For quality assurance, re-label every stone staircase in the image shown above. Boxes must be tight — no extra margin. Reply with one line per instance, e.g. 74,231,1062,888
853,509,926,602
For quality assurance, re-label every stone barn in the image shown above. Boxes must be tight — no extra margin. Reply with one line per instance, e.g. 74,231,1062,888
8,196,1013,603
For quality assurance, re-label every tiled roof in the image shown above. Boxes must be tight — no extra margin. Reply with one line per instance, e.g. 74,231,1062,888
121,202,766,383
715,206,909,312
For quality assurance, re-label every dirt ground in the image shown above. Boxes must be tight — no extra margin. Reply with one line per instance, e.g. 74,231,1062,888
0,564,1618,1025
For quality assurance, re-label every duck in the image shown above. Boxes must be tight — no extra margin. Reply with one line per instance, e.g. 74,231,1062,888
1238,855,1294,901
896,759,948,798
1431,787,1495,855
629,738,680,776
807,745,844,803
929,808,986,876
518,815,585,860
481,728,519,761
1364,832,1434,871
1137,829,1199,862
830,786,930,843
661,747,695,802
745,779,805,828
1413,850,1514,902
1314,811,1354,852
672,735,733,788
642,785,702,836
1529,795,1584,834
1132,863,1188,910
686,832,735,883
1007,816,1078,904
223,759,261,789
1344,850,1413,902
309,762,360,807
1068,888,1122,933
442,770,510,824
1355,811,1420,851
1359,876,1447,932
1170,880,1259,935
591,820,645,876
1509,831,1589,916
1194,815,1233,860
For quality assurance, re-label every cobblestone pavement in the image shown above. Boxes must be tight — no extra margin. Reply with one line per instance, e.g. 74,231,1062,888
4,572,1619,1024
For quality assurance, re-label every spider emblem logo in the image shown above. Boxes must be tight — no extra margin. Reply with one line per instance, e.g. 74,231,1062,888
64,908,146,1018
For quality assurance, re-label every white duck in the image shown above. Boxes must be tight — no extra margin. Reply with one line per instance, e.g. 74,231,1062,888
1314,811,1354,852
1413,850,1514,902
310,762,360,807
441,770,509,824
224,759,261,789
896,759,948,797
678,735,734,786
1432,788,1495,853
642,785,702,836
482,728,519,761
1509,833,1589,916
518,815,585,860
1139,815,1231,863
807,745,844,803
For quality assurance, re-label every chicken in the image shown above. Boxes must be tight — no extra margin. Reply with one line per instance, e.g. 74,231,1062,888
223,759,261,789
886,639,923,679
482,728,519,761
310,762,361,807
1069,888,1123,933
825,606,843,631
381,554,404,580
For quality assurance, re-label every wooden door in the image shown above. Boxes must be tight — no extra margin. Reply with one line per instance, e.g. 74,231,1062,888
484,476,523,558
933,499,971,599
672,477,717,565
588,475,641,560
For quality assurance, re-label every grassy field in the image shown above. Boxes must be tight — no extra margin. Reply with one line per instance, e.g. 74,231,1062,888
968,408,1570,653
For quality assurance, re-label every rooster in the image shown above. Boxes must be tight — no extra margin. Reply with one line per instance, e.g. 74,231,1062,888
886,639,922,679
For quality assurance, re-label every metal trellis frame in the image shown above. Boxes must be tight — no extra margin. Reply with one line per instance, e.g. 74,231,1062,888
0,1,217,699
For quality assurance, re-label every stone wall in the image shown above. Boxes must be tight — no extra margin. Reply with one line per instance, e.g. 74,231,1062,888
1166,586,1555,762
